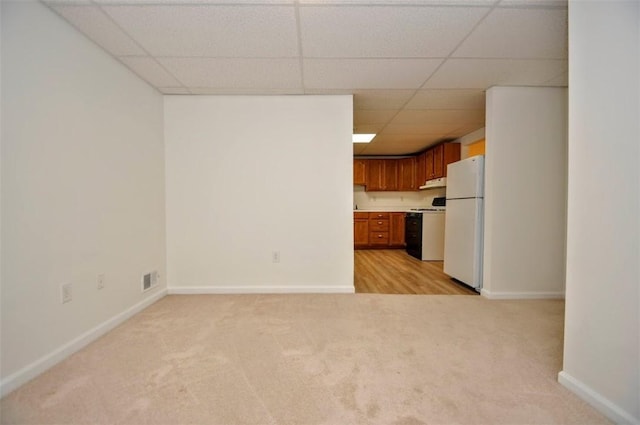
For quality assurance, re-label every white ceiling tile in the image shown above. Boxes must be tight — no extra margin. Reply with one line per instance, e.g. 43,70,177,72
424,58,567,88
454,8,567,59
43,0,92,4
358,144,405,155
405,89,485,109
189,88,305,95
354,110,398,125
50,5,146,55
381,122,464,135
353,144,369,155
352,90,416,110
352,124,386,134
499,0,567,7
96,0,293,3
158,58,302,90
303,89,354,95
42,0,569,157
367,134,438,147
305,89,416,109
446,123,485,138
305,88,416,109
159,87,192,95
360,135,443,155
301,0,495,4
102,5,299,57
120,56,183,87
300,6,489,58
304,59,443,89
392,109,484,125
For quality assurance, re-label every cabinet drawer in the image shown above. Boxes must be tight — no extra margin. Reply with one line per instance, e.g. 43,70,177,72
369,212,390,220
369,220,389,232
354,212,369,220
369,232,389,245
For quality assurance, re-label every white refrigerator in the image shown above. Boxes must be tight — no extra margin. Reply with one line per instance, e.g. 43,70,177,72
444,155,484,291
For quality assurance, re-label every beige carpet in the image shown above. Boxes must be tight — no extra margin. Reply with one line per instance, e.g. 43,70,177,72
1,294,610,425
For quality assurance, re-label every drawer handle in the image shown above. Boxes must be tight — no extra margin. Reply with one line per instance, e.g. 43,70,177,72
378,221,382,224
378,235,383,238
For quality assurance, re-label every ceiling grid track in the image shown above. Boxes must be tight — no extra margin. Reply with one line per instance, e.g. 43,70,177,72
40,0,569,155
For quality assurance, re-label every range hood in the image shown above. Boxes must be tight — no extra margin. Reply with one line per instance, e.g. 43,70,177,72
419,177,447,190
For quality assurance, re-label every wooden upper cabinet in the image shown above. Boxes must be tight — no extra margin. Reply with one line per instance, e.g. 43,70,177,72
383,159,398,191
441,143,461,177
353,159,367,185
432,144,445,178
398,157,417,191
356,143,459,192
418,142,462,181
425,149,435,180
416,152,427,188
367,159,398,191
366,159,384,191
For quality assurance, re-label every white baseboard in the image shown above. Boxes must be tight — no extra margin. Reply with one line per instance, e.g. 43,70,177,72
0,288,168,398
168,285,355,295
480,288,565,299
558,371,640,425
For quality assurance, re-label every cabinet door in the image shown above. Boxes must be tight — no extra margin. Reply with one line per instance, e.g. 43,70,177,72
425,149,435,180
442,143,461,177
416,151,427,187
433,144,445,178
366,159,384,191
398,157,417,191
353,159,367,185
390,213,405,246
383,159,398,191
354,219,369,247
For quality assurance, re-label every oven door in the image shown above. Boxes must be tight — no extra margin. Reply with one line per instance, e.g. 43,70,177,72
405,213,422,260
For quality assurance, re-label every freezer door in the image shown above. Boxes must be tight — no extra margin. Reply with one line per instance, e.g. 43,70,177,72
446,156,484,199
443,198,483,289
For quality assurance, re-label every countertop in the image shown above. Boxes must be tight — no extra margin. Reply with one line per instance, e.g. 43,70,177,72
354,208,445,213
354,208,409,212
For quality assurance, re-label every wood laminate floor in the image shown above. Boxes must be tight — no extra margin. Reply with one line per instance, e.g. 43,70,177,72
354,249,478,295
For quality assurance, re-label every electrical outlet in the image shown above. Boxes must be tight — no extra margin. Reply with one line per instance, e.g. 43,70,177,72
61,283,72,304
97,274,105,290
272,251,280,263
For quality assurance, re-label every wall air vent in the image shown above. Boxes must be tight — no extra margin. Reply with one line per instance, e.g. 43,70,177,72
142,270,159,292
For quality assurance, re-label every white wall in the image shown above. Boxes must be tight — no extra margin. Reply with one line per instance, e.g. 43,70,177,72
483,87,567,298
1,1,166,394
164,96,353,293
455,127,485,159
559,1,639,423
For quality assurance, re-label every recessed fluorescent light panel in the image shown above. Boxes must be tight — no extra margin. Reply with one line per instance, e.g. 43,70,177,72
353,134,376,143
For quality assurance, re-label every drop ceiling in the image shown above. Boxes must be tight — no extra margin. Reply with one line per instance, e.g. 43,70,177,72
42,0,568,156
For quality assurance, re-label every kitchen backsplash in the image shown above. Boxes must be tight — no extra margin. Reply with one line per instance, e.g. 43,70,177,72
353,186,446,210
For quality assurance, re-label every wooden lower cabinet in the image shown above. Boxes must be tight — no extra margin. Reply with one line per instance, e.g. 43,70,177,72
354,212,369,248
354,211,405,249
389,213,405,247
369,212,389,246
